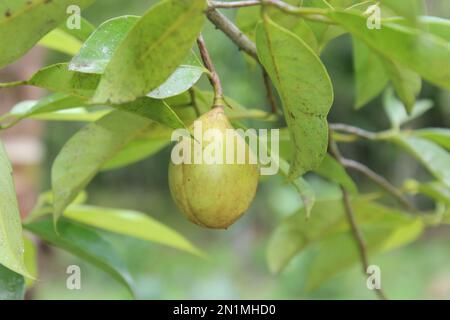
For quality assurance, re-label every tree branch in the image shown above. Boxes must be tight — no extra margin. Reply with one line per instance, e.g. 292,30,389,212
341,158,416,212
197,34,225,108
210,0,261,8
205,7,259,61
329,137,388,301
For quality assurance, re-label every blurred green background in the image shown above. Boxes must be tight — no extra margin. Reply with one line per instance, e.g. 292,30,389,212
30,0,450,299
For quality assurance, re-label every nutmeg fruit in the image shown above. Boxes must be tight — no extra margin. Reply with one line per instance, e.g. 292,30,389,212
168,107,259,229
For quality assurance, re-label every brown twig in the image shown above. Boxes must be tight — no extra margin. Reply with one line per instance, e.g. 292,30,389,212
205,7,259,61
341,158,416,212
196,35,225,108
329,137,388,300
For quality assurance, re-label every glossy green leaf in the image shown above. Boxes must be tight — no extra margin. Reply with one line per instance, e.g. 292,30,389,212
69,16,139,74
0,141,30,278
383,88,433,129
314,155,358,193
92,0,206,104
64,205,203,256
24,218,135,296
52,111,160,222
414,128,450,151
0,265,24,300
352,38,389,108
28,63,100,98
393,136,450,188
329,11,450,90
0,0,95,68
256,19,333,178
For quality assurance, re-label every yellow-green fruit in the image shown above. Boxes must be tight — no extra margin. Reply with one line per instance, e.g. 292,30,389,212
169,107,259,229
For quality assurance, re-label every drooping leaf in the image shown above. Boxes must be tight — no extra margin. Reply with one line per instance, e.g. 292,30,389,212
52,111,159,222
329,11,450,90
352,38,389,108
383,88,433,129
0,141,30,278
256,19,333,178
393,136,450,188
92,0,206,104
24,218,135,296
64,205,203,256
314,154,358,193
27,63,100,98
414,128,450,151
381,59,422,112
0,0,95,68
0,265,25,300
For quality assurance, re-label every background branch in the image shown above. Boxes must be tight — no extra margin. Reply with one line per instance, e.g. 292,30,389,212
341,158,416,212
329,137,388,300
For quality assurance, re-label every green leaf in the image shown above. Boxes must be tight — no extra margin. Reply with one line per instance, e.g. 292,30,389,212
0,265,25,300
38,29,83,56
27,63,100,98
103,126,172,170
0,0,95,68
0,141,30,278
113,97,186,130
268,197,423,282
278,158,316,219
414,128,450,151
381,59,421,112
64,205,203,256
314,154,358,193
393,136,450,188
306,212,423,290
383,88,433,129
329,11,450,90
380,0,425,22
24,218,135,296
256,19,333,178
69,16,139,74
23,236,37,288
52,111,159,222
92,0,206,104
352,38,389,108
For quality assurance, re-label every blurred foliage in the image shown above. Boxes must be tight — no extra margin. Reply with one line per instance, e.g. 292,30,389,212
8,0,449,299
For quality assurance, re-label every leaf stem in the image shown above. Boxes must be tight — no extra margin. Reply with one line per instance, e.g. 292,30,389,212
0,80,27,89
329,136,388,300
196,34,225,108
